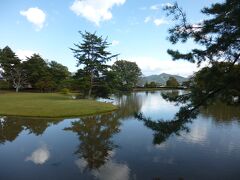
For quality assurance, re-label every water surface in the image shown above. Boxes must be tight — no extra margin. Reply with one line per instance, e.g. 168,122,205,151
0,90,240,180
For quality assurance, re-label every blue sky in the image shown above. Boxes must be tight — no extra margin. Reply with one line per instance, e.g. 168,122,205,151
0,0,221,77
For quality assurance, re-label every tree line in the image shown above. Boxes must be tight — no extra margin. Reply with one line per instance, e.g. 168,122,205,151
0,32,142,97
0,47,70,92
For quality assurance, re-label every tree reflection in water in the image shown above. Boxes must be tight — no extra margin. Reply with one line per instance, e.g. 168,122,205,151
136,90,240,145
0,116,62,144
64,113,121,170
135,113,189,145
115,92,142,119
201,102,240,123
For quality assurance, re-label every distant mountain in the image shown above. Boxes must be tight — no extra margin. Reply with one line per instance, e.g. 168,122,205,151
138,73,188,86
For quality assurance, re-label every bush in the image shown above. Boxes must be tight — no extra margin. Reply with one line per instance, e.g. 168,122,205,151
60,88,70,95
0,80,10,89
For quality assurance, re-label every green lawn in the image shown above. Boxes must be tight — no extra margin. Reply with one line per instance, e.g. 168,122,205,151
0,92,117,118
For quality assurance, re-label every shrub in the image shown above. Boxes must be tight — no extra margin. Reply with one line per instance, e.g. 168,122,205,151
60,88,70,95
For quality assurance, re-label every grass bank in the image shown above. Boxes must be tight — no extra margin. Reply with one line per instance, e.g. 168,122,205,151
0,92,117,118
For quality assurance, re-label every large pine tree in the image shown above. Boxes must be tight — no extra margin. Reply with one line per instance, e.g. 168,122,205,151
70,31,118,97
161,0,240,120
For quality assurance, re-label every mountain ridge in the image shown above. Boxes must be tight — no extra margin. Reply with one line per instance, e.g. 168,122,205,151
138,73,188,86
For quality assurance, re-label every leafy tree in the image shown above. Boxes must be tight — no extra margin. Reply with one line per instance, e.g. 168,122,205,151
35,76,57,92
48,61,70,88
144,81,157,88
0,46,26,92
166,77,179,87
73,69,91,95
70,31,118,97
112,60,142,91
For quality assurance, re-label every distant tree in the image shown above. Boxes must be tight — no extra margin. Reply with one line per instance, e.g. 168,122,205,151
144,81,157,88
112,60,142,91
182,80,191,88
70,31,118,97
144,82,148,88
0,46,26,92
24,54,49,88
149,81,157,88
35,77,57,92
73,69,91,95
48,61,70,87
166,77,179,87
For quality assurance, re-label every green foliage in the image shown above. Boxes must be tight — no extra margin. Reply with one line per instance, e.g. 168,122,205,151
48,61,70,85
190,62,240,105
59,78,77,90
0,47,70,92
0,80,10,89
144,81,157,88
162,0,240,121
0,46,26,92
60,88,70,95
164,0,240,65
111,60,142,91
24,54,49,88
166,77,179,87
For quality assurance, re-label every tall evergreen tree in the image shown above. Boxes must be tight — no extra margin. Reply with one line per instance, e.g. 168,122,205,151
70,31,118,97
161,0,240,120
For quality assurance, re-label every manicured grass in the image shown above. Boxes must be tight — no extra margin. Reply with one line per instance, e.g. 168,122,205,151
0,92,117,118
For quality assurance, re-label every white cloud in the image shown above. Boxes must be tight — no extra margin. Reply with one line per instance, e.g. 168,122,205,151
161,3,174,8
153,18,168,26
150,3,174,10
125,56,204,77
70,0,126,26
26,145,50,165
144,16,151,23
75,150,130,180
75,158,88,173
92,161,130,180
150,4,161,10
20,7,46,30
112,40,120,46
179,119,209,144
16,50,35,60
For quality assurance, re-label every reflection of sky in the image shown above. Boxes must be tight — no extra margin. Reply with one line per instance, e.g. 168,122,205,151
0,117,5,123
75,151,130,180
140,91,180,120
25,145,50,165
179,119,209,145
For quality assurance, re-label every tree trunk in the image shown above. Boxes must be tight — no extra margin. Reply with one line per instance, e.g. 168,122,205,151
16,86,19,93
88,71,94,98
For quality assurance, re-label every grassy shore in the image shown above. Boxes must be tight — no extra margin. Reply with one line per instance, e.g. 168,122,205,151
0,92,117,118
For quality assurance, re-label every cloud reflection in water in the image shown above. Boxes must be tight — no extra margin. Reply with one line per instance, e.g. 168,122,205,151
26,145,50,165
75,151,130,180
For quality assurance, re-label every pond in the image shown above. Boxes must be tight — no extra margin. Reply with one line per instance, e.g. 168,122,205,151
0,90,240,180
